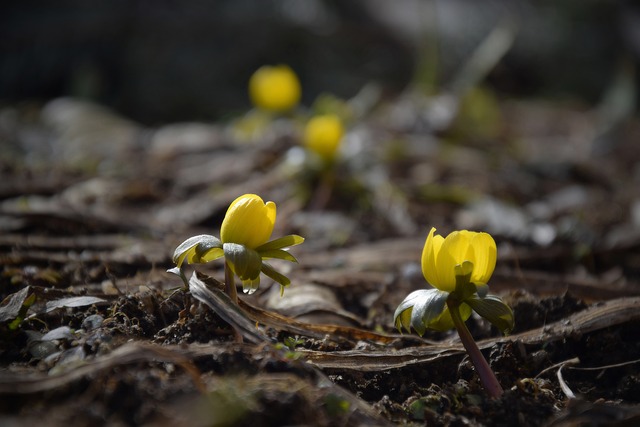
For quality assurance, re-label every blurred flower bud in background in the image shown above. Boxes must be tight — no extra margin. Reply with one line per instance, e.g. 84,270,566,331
249,65,301,113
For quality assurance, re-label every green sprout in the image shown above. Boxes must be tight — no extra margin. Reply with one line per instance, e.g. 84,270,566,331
170,194,304,303
394,227,514,398
274,336,305,360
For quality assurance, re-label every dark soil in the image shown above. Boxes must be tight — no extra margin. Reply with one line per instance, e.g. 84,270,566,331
1,91,640,426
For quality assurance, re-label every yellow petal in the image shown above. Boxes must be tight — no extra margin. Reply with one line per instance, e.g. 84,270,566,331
454,230,477,265
469,232,496,284
436,231,473,292
198,247,224,263
220,194,276,249
175,250,190,268
421,227,443,287
249,65,301,112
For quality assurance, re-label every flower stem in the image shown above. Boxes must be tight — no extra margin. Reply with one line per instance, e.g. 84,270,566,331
224,261,238,305
447,299,503,398
224,261,243,343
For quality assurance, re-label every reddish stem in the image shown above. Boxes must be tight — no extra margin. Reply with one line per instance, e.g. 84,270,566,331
447,299,503,398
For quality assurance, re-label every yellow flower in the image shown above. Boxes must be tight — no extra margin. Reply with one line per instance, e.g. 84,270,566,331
394,227,513,398
421,228,497,293
395,227,512,335
171,193,304,295
221,194,276,249
303,114,344,161
249,65,301,112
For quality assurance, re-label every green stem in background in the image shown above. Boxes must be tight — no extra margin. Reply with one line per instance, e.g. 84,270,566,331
447,299,503,399
224,261,238,305
309,166,335,211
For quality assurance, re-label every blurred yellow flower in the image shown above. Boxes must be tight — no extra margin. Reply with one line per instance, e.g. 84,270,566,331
221,194,276,249
421,228,497,293
249,65,301,112
303,114,344,161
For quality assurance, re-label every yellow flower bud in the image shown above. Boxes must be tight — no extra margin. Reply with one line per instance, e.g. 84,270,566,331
220,194,276,249
303,114,344,161
421,227,497,293
249,65,301,112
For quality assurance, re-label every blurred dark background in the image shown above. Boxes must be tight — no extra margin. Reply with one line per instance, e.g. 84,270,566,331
1,0,638,124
